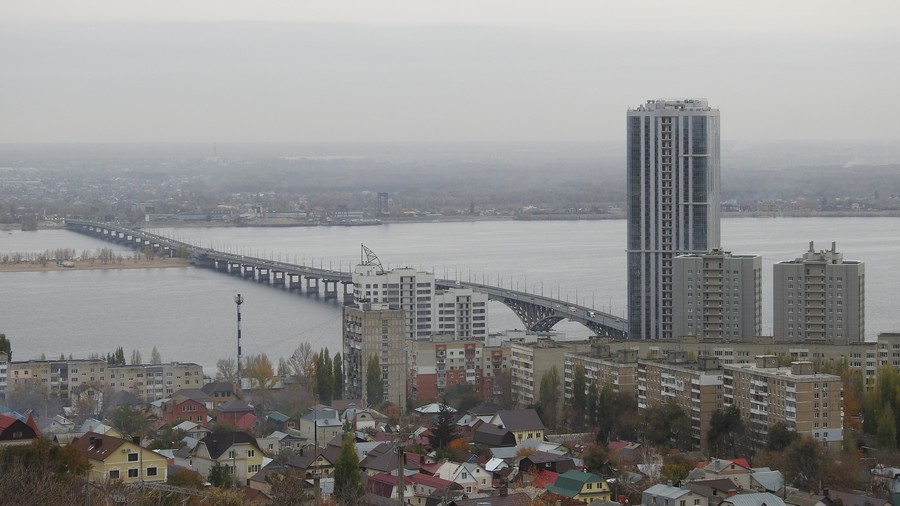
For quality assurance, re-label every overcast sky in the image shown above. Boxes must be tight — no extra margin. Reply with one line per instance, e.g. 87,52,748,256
2,1,898,143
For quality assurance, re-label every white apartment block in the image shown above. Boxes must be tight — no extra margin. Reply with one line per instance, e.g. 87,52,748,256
353,265,435,341
0,352,8,400
674,249,761,341
774,241,865,343
433,288,489,340
724,356,843,446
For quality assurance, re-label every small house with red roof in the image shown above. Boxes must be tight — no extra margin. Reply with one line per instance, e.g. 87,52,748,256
0,412,41,446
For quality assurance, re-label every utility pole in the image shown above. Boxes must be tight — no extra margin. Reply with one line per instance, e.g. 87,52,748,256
234,294,243,390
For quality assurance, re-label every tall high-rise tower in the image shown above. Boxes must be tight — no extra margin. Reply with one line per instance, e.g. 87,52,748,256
627,99,721,339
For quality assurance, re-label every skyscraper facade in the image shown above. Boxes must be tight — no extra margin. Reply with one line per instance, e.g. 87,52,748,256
627,99,721,339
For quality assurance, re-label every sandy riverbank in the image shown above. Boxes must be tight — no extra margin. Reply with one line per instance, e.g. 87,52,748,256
0,257,192,272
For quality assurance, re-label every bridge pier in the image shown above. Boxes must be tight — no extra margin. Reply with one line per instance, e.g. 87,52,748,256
323,280,338,300
306,277,319,294
288,274,301,291
242,265,255,279
257,267,270,283
272,271,285,286
228,262,241,275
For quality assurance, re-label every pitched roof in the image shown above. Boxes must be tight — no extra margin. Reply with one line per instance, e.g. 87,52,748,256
546,470,606,498
472,423,516,447
201,381,235,395
722,492,787,506
198,431,261,459
70,431,128,461
172,389,212,404
493,409,545,432
217,400,254,412
468,402,502,416
408,472,461,490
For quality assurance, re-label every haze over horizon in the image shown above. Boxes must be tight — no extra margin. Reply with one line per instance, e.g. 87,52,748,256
3,1,899,144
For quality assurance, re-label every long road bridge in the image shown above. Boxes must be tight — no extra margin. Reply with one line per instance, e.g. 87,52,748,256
65,219,628,338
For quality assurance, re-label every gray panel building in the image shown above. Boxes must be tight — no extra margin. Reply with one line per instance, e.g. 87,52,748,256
773,241,865,343
673,249,762,341
627,99,721,339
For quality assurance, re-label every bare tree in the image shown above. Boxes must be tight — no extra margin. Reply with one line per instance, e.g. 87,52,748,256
288,342,316,383
130,349,142,365
150,346,161,365
216,358,238,385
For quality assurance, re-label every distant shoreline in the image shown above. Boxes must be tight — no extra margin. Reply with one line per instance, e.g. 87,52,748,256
0,257,192,273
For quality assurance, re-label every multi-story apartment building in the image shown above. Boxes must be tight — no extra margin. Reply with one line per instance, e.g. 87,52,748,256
724,356,843,447
108,362,205,401
413,336,505,402
637,352,724,448
674,250,761,341
353,265,435,341
342,302,408,412
7,359,204,402
0,352,7,400
509,339,592,407
588,336,879,389
433,288,489,340
774,242,865,343
564,343,639,399
627,99,721,340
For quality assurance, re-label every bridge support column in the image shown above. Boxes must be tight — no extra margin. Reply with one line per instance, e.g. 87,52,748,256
228,262,241,274
306,277,319,294
288,274,301,290
272,271,285,286
257,267,270,283
323,280,338,300
242,265,255,279
216,260,229,272
342,282,354,303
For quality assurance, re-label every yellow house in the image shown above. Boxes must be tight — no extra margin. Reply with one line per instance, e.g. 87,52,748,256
71,431,168,483
190,431,265,486
489,409,546,444
546,470,612,503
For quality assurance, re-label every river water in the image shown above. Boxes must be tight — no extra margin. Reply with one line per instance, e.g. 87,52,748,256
1,217,897,371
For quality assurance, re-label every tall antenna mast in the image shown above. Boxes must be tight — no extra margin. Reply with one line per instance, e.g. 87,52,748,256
234,294,243,390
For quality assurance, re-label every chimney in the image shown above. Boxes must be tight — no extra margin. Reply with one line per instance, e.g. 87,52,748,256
809,241,814,252
831,241,837,254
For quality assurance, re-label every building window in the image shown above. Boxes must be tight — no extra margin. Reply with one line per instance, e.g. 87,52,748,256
146,467,158,477
128,452,139,462
128,468,139,478
109,469,120,479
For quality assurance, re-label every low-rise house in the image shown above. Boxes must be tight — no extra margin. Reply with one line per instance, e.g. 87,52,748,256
820,489,891,506
190,430,264,486
266,411,298,432
162,390,212,425
643,483,708,506
341,404,378,431
258,430,307,455
201,381,238,408
0,412,41,446
472,422,517,448
545,470,612,504
367,473,415,501
298,406,343,447
42,414,75,435
686,479,740,505
70,431,167,483
489,409,546,444
173,420,212,440
408,473,463,506
721,492,786,506
214,399,256,429
435,461,491,494
686,459,753,490
519,451,578,475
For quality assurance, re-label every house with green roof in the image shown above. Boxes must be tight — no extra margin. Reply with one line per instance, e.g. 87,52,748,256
545,470,611,503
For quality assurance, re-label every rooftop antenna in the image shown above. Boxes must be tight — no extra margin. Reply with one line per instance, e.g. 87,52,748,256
234,294,243,390
361,244,384,274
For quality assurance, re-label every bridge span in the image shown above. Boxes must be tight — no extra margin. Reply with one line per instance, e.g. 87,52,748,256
65,219,627,338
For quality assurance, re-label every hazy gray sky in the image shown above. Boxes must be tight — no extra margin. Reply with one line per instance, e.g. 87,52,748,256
2,1,898,143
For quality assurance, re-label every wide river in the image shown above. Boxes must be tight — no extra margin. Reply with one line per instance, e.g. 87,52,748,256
1,218,897,372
